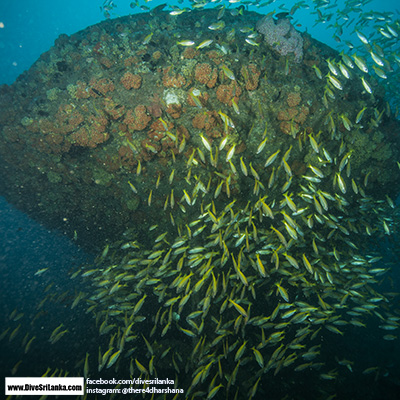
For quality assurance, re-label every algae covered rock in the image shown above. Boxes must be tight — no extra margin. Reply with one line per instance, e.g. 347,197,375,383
0,9,398,251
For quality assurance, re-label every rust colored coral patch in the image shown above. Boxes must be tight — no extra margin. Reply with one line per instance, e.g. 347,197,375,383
216,81,242,105
123,105,151,131
89,78,115,97
192,111,221,138
194,63,218,88
277,92,309,135
241,64,261,91
166,104,182,119
120,72,142,90
70,126,109,148
182,47,199,59
287,92,301,107
162,67,186,88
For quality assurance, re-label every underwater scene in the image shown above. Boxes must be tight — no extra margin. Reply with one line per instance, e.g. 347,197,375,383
1,0,400,399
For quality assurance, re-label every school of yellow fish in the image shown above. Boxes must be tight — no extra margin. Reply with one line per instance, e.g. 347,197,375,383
83,1,400,398
73,57,399,399
75,138,398,397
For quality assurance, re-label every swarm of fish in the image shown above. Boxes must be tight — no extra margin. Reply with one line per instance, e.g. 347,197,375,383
72,121,398,398
66,1,400,397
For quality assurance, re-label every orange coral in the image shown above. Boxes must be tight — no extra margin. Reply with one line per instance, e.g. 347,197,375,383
207,69,218,88
144,121,177,158
120,72,142,90
39,118,56,135
291,159,307,176
277,93,309,135
148,130,164,142
29,132,71,154
54,105,85,134
26,120,40,133
147,94,163,118
182,47,199,59
140,138,161,161
162,67,186,88
89,78,115,96
118,145,137,169
192,113,207,129
194,63,218,88
165,104,182,119
295,105,309,124
287,92,301,107
195,63,211,84
277,108,299,121
149,119,173,136
216,82,242,105
241,64,261,91
237,142,247,154
176,125,190,141
123,105,151,131
70,126,109,148
192,111,221,137
206,50,223,65
279,121,297,135
124,56,139,67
